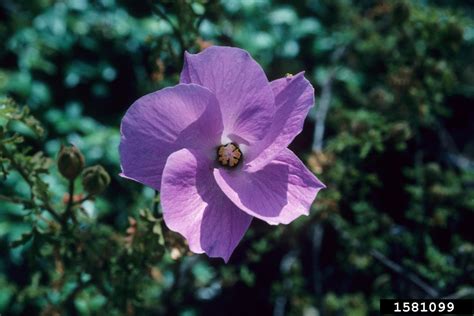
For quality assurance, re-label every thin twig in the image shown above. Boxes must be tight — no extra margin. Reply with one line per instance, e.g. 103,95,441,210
1,145,63,222
313,71,336,152
329,215,440,298
72,194,94,205
63,180,76,224
0,193,61,222
311,222,324,298
370,249,439,298
273,251,298,316
194,0,213,30
62,279,93,308
0,194,34,207
42,202,62,222
443,287,474,299
151,3,186,57
435,120,474,171
312,46,347,152
153,190,160,217
2,145,33,191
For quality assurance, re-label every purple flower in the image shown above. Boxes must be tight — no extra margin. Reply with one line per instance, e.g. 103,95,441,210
119,46,325,262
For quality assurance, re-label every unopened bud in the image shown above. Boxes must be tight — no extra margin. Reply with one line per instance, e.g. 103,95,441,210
82,165,110,195
57,145,85,180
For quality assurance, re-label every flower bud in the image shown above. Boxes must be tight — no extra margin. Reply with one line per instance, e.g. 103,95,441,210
57,145,85,180
82,165,110,195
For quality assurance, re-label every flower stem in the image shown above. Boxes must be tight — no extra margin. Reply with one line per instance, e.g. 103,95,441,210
63,179,77,224
153,190,160,218
72,193,94,205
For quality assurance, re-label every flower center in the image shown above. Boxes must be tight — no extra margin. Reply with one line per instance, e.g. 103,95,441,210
217,143,242,168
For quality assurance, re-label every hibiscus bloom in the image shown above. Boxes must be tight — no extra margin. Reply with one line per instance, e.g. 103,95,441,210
119,46,325,262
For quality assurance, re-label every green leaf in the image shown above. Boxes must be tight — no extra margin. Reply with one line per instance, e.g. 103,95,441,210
152,222,165,246
10,231,33,248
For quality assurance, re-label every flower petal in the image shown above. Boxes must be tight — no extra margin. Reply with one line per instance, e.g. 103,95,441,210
245,72,315,171
180,46,274,144
161,148,253,262
119,84,223,190
214,148,325,225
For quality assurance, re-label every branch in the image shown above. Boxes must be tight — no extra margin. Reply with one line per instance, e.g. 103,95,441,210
153,190,160,217
443,287,474,299
0,194,34,207
43,203,62,222
273,251,298,316
72,193,94,206
0,194,62,222
62,279,93,309
62,180,77,224
151,3,186,57
313,71,336,152
312,46,347,152
1,145,63,222
311,222,324,297
434,120,474,171
369,249,439,298
329,215,440,298
2,145,33,190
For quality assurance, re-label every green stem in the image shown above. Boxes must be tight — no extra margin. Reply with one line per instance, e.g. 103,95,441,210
1,134,63,225
153,190,160,217
152,3,187,58
0,194,34,206
63,179,77,224
43,202,62,222
2,144,33,193
72,193,93,205
0,191,61,223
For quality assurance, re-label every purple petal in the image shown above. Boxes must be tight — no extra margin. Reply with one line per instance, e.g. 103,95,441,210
214,148,325,225
245,72,315,171
180,46,275,144
161,148,253,262
119,84,223,190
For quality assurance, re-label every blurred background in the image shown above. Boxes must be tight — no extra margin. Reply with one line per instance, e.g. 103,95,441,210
1,0,473,315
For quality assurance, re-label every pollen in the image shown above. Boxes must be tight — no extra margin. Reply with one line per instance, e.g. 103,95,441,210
217,143,242,168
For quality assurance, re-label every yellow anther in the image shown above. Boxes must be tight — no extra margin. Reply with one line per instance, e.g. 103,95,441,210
216,143,243,168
